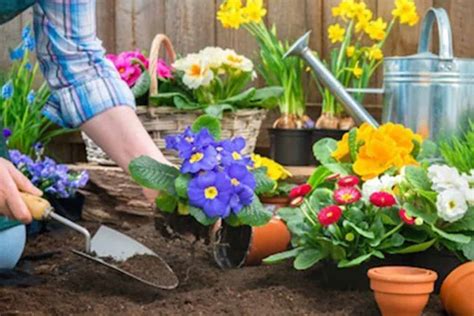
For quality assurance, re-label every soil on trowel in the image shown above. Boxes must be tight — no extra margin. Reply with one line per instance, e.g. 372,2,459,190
0,219,445,315
102,254,178,288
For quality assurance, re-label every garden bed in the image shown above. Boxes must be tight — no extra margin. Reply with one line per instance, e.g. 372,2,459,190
0,220,444,315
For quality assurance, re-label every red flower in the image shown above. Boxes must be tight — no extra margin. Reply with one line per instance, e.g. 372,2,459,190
369,192,397,207
399,209,415,225
333,187,362,205
289,184,312,199
318,205,343,227
337,175,359,187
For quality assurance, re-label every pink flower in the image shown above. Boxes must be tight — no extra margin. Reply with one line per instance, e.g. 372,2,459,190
122,50,149,69
369,192,397,208
333,186,361,205
337,175,360,187
157,59,173,79
318,205,343,227
399,209,416,225
289,184,312,199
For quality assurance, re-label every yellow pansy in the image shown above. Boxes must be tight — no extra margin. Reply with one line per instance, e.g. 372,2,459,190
251,154,292,181
365,18,387,41
368,45,383,60
328,24,346,44
243,0,267,24
346,45,356,58
392,0,419,26
353,65,363,78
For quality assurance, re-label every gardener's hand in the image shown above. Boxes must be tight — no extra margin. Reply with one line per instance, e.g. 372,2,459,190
0,158,43,223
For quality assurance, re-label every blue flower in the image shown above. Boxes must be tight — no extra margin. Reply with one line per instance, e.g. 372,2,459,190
33,142,44,156
226,164,255,214
219,137,251,167
27,90,36,104
2,128,12,139
24,36,35,51
166,128,215,159
188,171,233,218
181,145,218,174
1,80,14,100
25,62,32,71
9,45,25,61
21,26,31,41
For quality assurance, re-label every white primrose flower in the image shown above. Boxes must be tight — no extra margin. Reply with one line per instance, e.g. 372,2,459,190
223,49,254,72
198,47,226,69
427,165,469,193
173,54,214,90
436,189,469,223
362,175,402,201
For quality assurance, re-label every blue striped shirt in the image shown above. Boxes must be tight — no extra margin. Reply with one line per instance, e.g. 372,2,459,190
34,0,135,128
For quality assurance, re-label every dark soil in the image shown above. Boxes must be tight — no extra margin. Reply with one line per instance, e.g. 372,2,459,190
0,221,445,316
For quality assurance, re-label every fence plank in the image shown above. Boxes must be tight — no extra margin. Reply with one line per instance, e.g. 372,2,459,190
165,0,216,54
96,0,116,53
0,16,22,72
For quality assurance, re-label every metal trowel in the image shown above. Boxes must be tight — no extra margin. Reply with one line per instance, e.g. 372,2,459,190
21,193,179,290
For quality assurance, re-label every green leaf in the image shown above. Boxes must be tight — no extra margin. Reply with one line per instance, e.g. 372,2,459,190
403,202,437,225
411,139,421,158
313,138,337,164
188,206,218,226
338,252,373,268
293,248,324,270
307,166,331,189
204,104,235,118
380,233,405,249
417,140,438,161
462,239,474,260
129,156,179,194
155,192,178,213
221,87,256,104
348,128,358,162
174,174,191,199
191,114,221,140
309,188,333,210
174,96,204,110
324,163,352,175
249,86,284,109
252,168,277,195
389,239,436,254
236,195,273,227
405,166,432,191
263,247,302,265
344,220,375,239
431,225,471,244
131,71,151,99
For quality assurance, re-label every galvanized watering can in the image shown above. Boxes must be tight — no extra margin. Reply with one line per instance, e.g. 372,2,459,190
286,8,474,141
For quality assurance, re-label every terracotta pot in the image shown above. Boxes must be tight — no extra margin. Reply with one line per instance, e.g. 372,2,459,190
368,266,438,316
260,196,290,213
211,217,291,268
440,261,474,316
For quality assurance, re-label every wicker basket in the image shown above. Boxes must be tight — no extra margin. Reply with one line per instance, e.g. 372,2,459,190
83,34,267,165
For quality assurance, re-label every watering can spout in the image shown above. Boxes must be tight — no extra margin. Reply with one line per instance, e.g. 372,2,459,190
285,32,379,128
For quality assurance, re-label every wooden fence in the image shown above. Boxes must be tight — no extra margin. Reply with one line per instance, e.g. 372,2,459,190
0,0,473,160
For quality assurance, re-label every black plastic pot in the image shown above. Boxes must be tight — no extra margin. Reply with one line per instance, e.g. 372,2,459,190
47,192,85,222
154,212,210,241
269,128,313,166
311,128,348,164
320,255,411,291
411,248,465,293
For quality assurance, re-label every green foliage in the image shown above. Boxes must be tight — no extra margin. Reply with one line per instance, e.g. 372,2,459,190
252,167,277,195
263,247,302,265
307,166,331,189
189,206,219,226
293,249,325,270
155,192,178,213
439,122,474,173
233,195,273,227
174,174,191,199
313,138,338,164
129,156,179,194
191,115,222,140
131,71,151,99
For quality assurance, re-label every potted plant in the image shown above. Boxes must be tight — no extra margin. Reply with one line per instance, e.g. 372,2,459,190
8,144,89,235
217,0,314,166
312,0,420,140
264,122,473,291
129,115,274,265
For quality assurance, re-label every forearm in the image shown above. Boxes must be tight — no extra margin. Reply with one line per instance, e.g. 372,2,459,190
80,106,169,172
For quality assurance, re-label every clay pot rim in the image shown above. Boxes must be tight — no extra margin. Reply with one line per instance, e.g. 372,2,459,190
440,261,474,312
368,266,438,284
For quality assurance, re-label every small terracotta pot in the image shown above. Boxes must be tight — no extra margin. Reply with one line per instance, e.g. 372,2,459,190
260,196,290,212
368,266,438,316
211,217,291,268
440,261,474,316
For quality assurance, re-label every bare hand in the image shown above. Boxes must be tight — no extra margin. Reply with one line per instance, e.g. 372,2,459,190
0,158,43,223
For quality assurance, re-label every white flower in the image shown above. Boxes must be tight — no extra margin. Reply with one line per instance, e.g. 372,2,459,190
462,170,474,185
362,175,402,201
436,189,468,223
428,165,469,193
199,47,226,69
173,54,214,89
223,49,253,72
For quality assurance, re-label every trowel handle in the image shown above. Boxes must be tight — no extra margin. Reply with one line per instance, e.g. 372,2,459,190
21,192,52,221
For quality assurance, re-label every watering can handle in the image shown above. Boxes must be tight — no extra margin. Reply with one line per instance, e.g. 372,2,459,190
417,8,453,60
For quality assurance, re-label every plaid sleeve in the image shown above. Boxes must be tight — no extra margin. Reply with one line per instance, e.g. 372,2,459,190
33,0,135,128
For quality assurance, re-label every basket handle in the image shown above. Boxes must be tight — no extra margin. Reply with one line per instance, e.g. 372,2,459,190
148,34,177,97
417,7,453,60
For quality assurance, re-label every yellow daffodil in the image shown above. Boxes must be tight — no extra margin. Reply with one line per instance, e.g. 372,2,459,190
243,0,267,24
368,45,383,60
346,45,356,58
251,154,292,181
217,0,245,29
392,0,419,26
355,8,372,33
365,18,387,41
353,65,363,78
332,0,357,20
328,24,346,44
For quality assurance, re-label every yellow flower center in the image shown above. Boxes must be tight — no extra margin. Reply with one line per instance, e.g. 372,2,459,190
232,151,242,160
341,193,354,202
119,68,125,73
227,54,243,64
189,64,202,77
231,178,240,186
204,186,219,200
448,200,457,210
327,211,334,218
190,152,204,163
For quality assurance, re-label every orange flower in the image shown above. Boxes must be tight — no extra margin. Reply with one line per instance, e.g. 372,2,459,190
332,123,375,161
